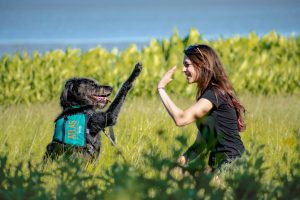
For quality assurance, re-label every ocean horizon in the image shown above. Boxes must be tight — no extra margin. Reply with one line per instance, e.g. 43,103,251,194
1,0,299,56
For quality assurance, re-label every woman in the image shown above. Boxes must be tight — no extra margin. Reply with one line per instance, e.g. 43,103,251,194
158,44,245,172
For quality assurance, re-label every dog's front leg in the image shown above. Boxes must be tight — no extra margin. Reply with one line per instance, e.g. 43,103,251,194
105,62,142,126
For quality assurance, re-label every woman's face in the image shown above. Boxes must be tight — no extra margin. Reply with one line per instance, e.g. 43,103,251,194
182,55,197,84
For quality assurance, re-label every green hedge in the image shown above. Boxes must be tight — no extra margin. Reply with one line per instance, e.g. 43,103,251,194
1,28,299,105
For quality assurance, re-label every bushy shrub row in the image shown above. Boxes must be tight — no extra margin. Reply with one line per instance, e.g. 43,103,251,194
1,29,299,105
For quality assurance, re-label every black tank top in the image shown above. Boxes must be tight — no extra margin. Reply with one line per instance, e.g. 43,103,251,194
196,88,244,156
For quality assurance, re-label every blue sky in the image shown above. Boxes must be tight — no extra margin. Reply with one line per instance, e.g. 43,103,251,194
0,0,299,43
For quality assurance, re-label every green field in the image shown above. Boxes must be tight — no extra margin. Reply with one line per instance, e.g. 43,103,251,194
1,29,300,199
1,94,299,199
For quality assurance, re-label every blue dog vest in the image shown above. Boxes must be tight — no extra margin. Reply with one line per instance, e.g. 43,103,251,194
53,111,88,147
52,106,116,150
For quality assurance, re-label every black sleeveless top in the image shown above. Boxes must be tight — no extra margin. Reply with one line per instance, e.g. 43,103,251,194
196,88,244,156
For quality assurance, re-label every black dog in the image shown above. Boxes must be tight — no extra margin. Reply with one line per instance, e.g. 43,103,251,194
45,62,142,161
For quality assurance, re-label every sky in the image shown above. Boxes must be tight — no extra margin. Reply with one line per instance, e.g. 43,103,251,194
0,0,299,54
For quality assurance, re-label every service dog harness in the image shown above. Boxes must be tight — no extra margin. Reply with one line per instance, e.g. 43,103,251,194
53,108,88,147
52,106,117,157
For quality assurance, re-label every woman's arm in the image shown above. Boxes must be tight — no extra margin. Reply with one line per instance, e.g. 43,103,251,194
158,67,213,127
158,89,213,126
178,132,206,165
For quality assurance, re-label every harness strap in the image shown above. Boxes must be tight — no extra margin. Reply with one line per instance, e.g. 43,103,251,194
65,105,82,111
61,116,68,150
102,128,127,163
109,126,116,143
86,133,97,149
83,110,97,156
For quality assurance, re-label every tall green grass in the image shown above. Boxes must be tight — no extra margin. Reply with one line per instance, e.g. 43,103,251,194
1,95,299,199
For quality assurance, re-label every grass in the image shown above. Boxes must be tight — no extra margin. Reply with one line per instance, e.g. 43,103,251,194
1,94,300,199
0,94,299,176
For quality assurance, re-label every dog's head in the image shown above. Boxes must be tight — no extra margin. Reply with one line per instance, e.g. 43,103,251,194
60,78,112,109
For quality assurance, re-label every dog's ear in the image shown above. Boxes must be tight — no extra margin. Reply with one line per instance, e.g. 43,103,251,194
60,78,77,108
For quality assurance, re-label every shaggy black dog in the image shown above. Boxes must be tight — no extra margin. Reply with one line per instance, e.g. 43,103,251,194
45,62,142,161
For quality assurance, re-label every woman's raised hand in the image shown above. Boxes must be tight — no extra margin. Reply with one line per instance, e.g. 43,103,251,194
158,66,177,89
177,155,187,165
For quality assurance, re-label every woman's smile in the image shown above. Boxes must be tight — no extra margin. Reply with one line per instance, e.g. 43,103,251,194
183,55,196,84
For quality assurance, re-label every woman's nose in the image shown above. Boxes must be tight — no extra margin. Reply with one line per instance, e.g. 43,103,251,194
182,66,187,72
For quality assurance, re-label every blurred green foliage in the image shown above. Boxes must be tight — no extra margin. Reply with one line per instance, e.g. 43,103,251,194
1,132,299,200
1,29,300,106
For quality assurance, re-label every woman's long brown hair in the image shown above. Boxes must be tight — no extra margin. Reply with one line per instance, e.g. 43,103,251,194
184,44,246,132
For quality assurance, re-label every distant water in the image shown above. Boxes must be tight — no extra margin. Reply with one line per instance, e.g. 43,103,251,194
0,0,299,56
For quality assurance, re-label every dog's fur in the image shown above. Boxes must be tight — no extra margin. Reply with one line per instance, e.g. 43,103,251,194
45,62,142,160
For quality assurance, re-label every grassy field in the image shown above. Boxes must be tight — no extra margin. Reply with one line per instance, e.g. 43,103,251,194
1,94,299,199
1,94,299,165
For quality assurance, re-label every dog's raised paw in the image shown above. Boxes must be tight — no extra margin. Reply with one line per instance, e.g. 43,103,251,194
127,62,143,84
134,62,143,75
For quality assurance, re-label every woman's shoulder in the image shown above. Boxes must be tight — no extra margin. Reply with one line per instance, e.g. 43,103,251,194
199,88,223,108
